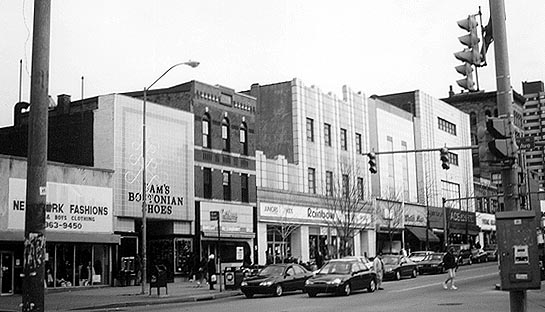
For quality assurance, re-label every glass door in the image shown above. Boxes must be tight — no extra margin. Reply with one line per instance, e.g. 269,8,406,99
1,252,14,295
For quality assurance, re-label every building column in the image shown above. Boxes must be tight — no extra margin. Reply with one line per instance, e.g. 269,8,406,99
257,222,268,265
291,226,309,262
353,232,361,256
360,230,376,257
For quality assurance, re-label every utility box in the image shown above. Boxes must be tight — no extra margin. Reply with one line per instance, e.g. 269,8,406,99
496,210,541,290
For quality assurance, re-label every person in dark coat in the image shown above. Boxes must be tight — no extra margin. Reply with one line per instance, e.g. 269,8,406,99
207,254,217,290
442,247,458,290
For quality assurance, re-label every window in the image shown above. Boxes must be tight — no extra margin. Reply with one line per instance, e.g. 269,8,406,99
441,180,461,209
342,174,349,198
325,171,333,196
437,117,457,136
357,177,364,199
449,152,459,166
223,171,231,201
240,122,248,155
241,173,249,203
340,128,347,150
308,168,316,194
324,123,331,146
202,114,211,148
203,168,212,199
306,118,314,142
355,133,362,154
387,136,395,194
222,117,230,152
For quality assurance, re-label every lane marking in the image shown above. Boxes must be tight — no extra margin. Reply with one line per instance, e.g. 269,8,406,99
390,272,497,293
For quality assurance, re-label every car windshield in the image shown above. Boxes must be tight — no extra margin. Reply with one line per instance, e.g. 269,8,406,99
259,265,284,276
318,261,352,274
382,256,400,265
424,254,444,261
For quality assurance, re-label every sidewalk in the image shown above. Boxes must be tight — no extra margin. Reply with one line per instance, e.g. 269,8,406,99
0,278,241,311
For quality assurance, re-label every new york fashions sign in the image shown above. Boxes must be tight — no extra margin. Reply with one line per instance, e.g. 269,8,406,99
8,178,113,233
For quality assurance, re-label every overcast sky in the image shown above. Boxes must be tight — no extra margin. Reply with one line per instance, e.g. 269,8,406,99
1,1,543,127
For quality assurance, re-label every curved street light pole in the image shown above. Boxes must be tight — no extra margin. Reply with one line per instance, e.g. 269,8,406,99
141,61,199,295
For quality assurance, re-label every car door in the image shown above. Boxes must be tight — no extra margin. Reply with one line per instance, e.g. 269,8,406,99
400,257,410,276
283,266,297,291
358,262,373,289
290,265,306,290
350,262,365,290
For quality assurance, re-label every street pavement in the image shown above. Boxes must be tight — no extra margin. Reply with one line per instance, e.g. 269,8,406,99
0,278,242,311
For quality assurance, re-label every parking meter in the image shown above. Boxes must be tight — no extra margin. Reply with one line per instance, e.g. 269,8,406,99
496,210,541,290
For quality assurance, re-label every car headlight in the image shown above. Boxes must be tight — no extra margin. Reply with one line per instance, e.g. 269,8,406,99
385,268,392,273
305,279,313,285
241,281,247,286
327,278,342,285
259,281,273,286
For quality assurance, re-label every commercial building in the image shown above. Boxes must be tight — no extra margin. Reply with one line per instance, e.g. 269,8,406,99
522,81,545,189
247,79,375,264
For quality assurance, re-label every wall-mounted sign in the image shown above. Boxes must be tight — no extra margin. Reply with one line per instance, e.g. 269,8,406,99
210,211,219,221
8,178,113,233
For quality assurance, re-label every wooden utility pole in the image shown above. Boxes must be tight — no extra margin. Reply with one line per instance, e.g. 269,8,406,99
23,1,51,311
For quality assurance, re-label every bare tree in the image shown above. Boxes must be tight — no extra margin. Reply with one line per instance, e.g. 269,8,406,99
268,208,301,263
377,188,405,254
420,170,440,251
321,162,375,258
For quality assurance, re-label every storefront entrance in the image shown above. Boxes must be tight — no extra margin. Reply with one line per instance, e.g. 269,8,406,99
1,251,14,295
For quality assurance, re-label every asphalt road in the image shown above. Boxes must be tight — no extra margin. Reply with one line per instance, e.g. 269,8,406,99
125,262,545,312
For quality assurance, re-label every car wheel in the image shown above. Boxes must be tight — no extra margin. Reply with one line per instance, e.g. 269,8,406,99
367,279,376,292
274,285,283,297
395,271,401,280
307,291,317,297
411,269,417,278
244,292,254,299
343,283,351,296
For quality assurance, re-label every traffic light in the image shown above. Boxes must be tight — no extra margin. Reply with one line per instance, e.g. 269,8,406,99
367,152,377,174
477,117,518,163
440,147,450,170
454,14,481,91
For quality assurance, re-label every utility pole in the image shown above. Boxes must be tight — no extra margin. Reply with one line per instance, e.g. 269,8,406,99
488,0,524,311
23,1,51,311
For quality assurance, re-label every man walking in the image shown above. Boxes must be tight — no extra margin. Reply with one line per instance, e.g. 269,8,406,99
207,254,217,290
442,247,458,290
373,252,384,290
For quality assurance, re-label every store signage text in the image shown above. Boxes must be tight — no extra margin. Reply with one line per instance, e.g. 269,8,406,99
127,183,183,215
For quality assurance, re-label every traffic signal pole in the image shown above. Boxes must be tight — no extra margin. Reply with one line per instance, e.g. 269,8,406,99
488,0,525,311
23,1,51,311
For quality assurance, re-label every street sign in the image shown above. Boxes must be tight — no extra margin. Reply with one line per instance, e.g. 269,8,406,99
516,136,535,150
210,211,219,221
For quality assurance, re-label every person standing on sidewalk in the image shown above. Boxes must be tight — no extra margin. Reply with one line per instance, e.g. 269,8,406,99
442,247,458,290
207,254,217,290
372,252,384,290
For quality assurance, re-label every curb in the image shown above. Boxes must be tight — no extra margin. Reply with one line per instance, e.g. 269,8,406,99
70,290,242,310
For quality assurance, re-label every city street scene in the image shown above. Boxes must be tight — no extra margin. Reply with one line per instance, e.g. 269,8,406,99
0,1,544,311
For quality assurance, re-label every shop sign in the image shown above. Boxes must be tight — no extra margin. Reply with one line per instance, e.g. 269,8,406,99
260,202,371,225
8,178,113,233
403,204,427,227
476,212,496,231
201,202,253,235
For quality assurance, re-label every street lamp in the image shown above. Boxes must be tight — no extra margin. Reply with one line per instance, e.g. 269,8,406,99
141,60,199,295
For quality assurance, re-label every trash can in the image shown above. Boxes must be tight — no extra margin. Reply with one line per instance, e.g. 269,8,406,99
224,267,236,289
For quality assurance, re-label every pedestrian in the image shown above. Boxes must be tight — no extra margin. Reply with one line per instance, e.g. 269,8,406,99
372,252,384,290
315,251,324,269
196,256,207,287
207,254,217,290
442,247,458,290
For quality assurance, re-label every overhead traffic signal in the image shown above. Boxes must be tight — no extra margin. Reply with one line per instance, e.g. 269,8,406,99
440,147,450,170
454,14,481,91
367,152,377,174
477,117,518,163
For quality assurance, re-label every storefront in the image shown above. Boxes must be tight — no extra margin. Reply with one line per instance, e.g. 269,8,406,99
0,156,118,293
403,203,440,252
476,212,496,247
375,199,405,254
446,208,480,246
257,200,374,265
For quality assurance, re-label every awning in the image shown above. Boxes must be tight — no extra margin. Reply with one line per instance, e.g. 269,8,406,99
406,226,440,243
0,231,120,244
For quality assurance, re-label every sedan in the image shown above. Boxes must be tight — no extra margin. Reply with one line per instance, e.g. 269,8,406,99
471,249,488,263
408,251,433,263
304,259,377,297
417,253,446,275
382,255,418,280
240,263,313,298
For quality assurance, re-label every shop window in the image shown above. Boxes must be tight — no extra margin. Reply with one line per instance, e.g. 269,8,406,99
174,238,192,276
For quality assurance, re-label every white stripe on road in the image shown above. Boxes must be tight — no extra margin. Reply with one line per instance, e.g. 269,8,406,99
390,272,497,293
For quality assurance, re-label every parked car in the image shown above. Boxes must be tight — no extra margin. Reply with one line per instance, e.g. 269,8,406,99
484,245,498,261
448,244,472,265
408,251,433,263
382,255,418,280
417,253,446,275
471,249,488,263
240,263,313,298
304,259,377,297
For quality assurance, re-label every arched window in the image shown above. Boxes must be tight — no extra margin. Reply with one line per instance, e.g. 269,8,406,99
470,112,477,127
240,122,248,155
222,117,230,152
202,113,211,148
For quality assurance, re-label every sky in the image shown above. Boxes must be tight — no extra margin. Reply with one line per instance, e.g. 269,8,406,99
1,1,544,127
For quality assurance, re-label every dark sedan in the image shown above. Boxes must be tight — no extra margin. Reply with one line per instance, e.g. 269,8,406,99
304,259,376,297
382,255,418,280
240,263,313,298
417,253,446,275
